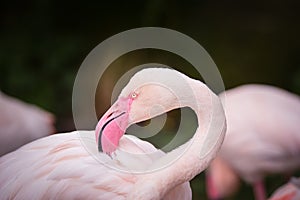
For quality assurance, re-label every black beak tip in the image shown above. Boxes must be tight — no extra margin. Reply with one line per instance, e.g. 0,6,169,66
97,145,102,152
97,133,102,152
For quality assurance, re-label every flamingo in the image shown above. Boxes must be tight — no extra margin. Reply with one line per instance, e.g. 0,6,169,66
0,68,226,199
0,91,55,156
206,84,300,200
268,177,300,200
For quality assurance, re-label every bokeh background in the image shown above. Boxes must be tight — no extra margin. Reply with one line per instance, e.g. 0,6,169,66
1,0,299,199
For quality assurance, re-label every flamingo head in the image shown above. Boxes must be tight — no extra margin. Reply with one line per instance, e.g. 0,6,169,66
95,68,189,155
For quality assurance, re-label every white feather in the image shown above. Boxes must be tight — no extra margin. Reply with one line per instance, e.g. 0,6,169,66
0,131,191,200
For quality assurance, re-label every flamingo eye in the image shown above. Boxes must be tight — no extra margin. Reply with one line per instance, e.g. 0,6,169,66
131,92,137,99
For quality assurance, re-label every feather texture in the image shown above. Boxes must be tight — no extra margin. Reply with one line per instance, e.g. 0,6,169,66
0,131,191,200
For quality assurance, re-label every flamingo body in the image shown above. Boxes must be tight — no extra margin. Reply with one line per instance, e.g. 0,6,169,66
207,84,300,199
0,91,55,156
0,131,191,199
221,85,300,182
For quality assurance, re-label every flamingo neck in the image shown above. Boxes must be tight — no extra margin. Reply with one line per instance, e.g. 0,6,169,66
129,79,226,199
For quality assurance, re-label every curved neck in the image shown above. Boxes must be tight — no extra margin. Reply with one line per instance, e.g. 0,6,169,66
129,79,226,199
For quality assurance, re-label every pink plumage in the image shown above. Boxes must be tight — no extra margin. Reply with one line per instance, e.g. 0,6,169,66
0,91,55,156
0,131,191,199
0,68,226,199
206,84,300,200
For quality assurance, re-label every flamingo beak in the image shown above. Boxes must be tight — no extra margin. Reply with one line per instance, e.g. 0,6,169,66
95,97,132,155
97,111,126,152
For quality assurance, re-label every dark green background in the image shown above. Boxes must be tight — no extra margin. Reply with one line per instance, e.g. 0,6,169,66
1,0,299,199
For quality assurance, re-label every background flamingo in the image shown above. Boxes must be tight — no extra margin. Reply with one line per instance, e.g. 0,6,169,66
268,177,300,200
0,68,226,199
206,84,300,200
0,91,55,156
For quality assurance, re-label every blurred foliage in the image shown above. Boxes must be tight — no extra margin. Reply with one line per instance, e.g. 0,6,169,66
0,0,299,199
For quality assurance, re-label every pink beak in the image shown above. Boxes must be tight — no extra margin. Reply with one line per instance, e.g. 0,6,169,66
95,97,133,155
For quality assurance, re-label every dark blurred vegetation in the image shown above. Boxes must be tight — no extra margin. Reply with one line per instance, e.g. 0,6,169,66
0,0,299,199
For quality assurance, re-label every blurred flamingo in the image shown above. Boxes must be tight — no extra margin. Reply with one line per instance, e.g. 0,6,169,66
0,91,55,156
206,84,300,200
268,177,300,200
0,68,226,199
